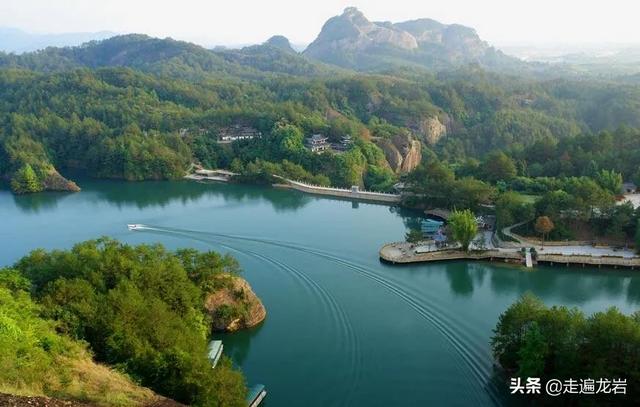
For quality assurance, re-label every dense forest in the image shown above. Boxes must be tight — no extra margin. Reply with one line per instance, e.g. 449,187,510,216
493,294,640,405
2,34,640,241
1,239,248,406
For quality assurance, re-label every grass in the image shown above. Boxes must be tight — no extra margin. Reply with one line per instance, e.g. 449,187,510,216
518,194,540,204
0,281,159,407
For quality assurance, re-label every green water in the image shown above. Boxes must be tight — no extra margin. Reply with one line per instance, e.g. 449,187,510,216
2,180,639,406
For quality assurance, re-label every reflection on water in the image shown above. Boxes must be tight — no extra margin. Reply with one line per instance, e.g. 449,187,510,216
87,180,315,212
3,179,640,407
217,323,264,366
11,190,72,213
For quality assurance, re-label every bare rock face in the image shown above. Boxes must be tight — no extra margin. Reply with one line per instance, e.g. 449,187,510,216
43,168,81,192
418,116,447,145
375,138,404,172
303,7,516,71
205,276,266,332
304,7,418,62
375,133,422,173
399,139,422,172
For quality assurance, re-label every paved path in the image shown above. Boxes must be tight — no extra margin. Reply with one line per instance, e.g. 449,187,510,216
498,222,638,258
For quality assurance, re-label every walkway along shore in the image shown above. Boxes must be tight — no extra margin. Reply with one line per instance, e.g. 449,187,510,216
272,176,401,204
379,242,640,269
184,167,402,204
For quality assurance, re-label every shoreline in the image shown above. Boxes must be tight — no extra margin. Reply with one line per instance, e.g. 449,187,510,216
379,242,640,270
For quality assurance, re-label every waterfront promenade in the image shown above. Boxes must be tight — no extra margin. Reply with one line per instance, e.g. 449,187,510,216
184,167,402,204
380,241,640,269
273,176,401,204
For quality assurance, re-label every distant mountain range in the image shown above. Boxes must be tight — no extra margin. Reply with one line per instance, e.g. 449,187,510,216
0,27,116,53
0,8,527,74
8,8,640,77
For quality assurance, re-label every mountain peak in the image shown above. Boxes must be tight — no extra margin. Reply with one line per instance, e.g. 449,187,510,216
304,8,510,71
265,35,296,53
342,7,368,22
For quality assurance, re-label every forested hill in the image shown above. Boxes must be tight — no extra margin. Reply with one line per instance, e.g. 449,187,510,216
0,34,340,78
1,28,640,198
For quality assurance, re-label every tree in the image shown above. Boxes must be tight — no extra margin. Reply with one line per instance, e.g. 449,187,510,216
516,322,548,377
405,229,424,243
481,151,517,183
492,295,640,405
14,239,248,406
534,216,555,246
496,192,535,230
448,209,478,251
10,163,42,194
596,169,623,195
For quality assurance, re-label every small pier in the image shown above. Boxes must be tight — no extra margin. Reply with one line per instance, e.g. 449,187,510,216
185,169,238,182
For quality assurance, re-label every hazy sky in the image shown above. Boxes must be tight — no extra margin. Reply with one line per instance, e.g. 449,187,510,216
1,0,639,47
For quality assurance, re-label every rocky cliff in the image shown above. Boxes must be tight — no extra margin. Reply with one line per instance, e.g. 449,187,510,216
375,133,421,173
304,7,518,71
417,116,448,145
205,275,266,332
43,168,81,192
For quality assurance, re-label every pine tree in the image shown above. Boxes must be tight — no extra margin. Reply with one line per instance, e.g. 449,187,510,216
10,164,43,194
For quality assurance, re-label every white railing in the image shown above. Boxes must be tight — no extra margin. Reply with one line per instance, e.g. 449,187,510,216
284,178,401,197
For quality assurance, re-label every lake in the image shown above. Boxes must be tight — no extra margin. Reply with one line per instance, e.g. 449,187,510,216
2,179,639,406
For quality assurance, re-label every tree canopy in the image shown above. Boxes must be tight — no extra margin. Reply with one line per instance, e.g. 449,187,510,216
11,238,247,407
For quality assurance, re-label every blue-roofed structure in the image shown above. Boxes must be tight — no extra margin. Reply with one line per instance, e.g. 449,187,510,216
421,218,443,235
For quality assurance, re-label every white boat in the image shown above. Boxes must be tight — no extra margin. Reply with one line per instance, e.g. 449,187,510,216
208,340,223,368
127,224,144,231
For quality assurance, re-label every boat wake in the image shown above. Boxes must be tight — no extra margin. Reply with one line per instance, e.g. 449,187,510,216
135,224,502,406
135,226,362,406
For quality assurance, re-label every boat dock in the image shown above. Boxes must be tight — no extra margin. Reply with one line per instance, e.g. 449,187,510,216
525,251,533,268
246,384,267,407
185,169,238,182
207,340,223,368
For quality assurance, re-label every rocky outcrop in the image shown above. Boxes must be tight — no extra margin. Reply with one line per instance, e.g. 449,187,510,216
205,275,266,332
417,116,447,145
376,138,403,171
304,7,418,64
43,168,81,192
399,138,422,172
304,7,518,71
374,133,421,173
306,7,418,54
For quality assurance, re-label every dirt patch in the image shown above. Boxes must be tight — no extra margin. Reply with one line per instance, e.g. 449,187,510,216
0,394,185,407
0,393,94,407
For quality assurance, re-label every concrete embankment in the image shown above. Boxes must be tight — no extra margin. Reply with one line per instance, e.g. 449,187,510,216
379,243,522,265
380,242,640,269
276,178,401,204
536,253,640,268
